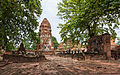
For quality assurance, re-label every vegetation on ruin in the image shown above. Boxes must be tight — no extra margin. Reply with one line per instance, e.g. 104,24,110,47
57,0,120,45
52,36,59,49
0,0,42,51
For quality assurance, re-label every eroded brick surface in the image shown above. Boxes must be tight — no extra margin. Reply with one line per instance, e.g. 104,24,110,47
88,34,111,58
88,34,110,53
39,18,54,51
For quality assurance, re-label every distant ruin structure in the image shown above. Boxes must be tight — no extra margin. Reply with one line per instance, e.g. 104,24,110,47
39,18,54,51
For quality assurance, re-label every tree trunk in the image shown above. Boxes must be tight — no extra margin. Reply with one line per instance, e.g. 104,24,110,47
88,26,95,38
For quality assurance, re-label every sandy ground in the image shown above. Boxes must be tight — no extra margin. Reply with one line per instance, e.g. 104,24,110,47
0,55,120,75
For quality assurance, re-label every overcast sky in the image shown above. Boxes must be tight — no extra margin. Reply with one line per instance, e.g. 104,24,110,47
36,0,120,43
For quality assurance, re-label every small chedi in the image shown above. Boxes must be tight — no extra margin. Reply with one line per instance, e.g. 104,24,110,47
39,18,54,51
17,43,26,55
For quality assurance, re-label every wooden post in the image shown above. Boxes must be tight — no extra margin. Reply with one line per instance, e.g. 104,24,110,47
75,50,76,54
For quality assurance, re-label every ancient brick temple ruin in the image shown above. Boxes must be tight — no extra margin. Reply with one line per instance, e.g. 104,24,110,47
39,18,54,51
88,33,111,59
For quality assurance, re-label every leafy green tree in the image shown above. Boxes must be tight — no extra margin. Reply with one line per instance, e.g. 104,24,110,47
57,0,120,44
24,32,40,50
31,42,36,50
52,36,59,49
0,0,42,50
24,37,32,50
117,37,120,45
6,41,16,51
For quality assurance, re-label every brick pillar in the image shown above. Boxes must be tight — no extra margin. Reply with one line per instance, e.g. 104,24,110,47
50,46,51,50
103,34,111,59
106,50,111,59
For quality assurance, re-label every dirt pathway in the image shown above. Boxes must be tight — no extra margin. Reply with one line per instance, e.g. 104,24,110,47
0,55,120,75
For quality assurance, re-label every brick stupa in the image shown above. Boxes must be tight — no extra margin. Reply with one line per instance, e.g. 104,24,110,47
39,18,54,51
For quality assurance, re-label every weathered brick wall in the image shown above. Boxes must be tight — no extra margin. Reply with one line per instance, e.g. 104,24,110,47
41,51,55,55
88,34,111,58
111,45,120,60
3,54,46,63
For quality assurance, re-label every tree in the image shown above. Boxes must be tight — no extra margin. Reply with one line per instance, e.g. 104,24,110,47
24,37,32,50
52,36,59,49
6,41,16,51
117,37,120,45
57,0,120,44
31,42,36,50
23,32,40,50
0,0,42,50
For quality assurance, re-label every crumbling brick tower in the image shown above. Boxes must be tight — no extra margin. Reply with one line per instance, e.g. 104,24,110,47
88,34,111,59
39,18,54,51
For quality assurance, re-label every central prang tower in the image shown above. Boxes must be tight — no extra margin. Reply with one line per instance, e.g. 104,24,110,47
39,18,54,51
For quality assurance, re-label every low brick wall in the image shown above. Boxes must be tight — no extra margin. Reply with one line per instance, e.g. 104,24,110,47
41,51,55,55
2,54,46,63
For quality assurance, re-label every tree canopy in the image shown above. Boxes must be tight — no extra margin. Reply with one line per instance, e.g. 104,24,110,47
0,0,42,50
24,32,40,50
57,0,120,45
